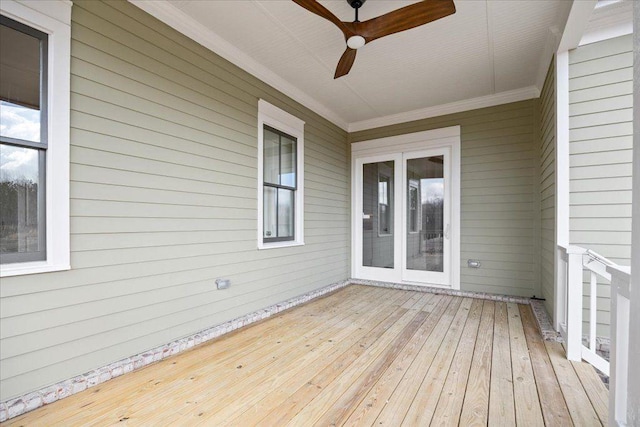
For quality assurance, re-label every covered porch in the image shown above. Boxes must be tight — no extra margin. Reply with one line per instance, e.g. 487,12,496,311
5,285,607,426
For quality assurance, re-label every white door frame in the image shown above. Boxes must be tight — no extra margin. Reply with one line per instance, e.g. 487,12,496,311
351,126,461,289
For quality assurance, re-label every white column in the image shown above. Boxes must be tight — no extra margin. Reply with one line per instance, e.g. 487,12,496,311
626,2,640,424
555,51,570,331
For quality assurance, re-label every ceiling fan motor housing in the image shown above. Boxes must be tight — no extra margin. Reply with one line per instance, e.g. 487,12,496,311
347,0,366,9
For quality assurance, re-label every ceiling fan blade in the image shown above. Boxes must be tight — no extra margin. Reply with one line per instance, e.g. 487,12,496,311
358,0,456,43
292,0,354,37
334,48,357,79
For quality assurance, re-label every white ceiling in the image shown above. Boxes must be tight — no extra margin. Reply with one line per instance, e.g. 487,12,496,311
132,1,587,130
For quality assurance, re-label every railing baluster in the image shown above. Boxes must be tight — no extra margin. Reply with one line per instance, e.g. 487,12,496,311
590,270,597,352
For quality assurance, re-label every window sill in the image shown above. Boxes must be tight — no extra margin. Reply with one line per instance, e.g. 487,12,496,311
258,240,305,250
0,261,70,277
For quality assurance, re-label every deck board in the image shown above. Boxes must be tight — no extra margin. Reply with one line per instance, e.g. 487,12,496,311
489,301,517,425
429,298,483,426
507,302,544,426
5,285,608,426
372,297,463,426
572,358,609,425
519,304,573,426
546,341,603,426
402,298,476,425
458,300,494,426
341,294,451,426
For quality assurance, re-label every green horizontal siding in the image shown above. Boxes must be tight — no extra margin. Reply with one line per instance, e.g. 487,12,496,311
569,34,634,338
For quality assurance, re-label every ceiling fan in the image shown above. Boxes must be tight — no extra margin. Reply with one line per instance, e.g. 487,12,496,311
292,0,456,79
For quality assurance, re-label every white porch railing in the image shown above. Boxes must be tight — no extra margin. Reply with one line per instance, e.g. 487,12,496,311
558,244,631,426
608,264,631,427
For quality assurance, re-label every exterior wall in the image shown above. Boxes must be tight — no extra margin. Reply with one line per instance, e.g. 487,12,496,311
0,0,349,400
538,59,556,319
350,100,540,298
569,34,634,338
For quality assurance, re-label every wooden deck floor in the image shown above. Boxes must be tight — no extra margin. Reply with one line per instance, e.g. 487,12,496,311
6,285,608,426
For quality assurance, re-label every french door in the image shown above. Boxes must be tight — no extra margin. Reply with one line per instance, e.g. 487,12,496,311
353,133,459,288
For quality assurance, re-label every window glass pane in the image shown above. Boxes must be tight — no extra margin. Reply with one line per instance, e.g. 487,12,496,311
0,144,43,255
280,136,296,188
0,23,41,143
263,128,279,185
378,179,388,205
409,184,419,233
362,161,394,268
277,188,294,238
263,186,277,239
378,174,392,236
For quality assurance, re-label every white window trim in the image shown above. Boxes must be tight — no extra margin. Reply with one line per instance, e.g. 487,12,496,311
257,99,304,250
0,0,71,277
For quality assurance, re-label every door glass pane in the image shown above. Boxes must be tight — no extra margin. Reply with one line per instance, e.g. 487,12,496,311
263,127,279,185
0,23,42,143
0,144,43,254
362,161,394,268
406,156,444,272
280,136,296,188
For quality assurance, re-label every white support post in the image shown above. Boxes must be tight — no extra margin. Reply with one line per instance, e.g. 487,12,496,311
565,247,585,361
555,51,570,332
626,3,639,424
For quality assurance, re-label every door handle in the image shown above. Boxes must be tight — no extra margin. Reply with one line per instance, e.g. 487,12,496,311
363,213,371,219
444,224,450,239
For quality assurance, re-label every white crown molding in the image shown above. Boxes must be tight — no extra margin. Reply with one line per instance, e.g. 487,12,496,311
347,86,540,133
128,0,349,131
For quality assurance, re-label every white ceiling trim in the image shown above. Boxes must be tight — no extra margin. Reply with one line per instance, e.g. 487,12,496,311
348,86,540,133
128,0,349,131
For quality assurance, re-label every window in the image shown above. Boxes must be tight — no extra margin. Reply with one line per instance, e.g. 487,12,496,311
263,126,296,242
1,16,47,264
0,0,71,276
257,100,304,249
